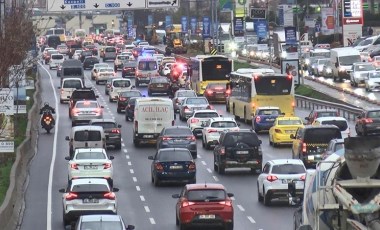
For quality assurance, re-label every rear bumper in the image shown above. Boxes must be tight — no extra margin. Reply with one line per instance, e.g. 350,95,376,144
180,212,233,226
106,135,121,145
134,133,160,142
156,171,196,181
222,159,262,170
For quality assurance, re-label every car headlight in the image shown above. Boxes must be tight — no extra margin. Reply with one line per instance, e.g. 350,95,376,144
354,72,361,78
229,42,237,51
368,81,375,86
318,66,323,72
231,51,237,58
326,67,332,73
305,59,310,65
249,51,255,57
281,52,287,58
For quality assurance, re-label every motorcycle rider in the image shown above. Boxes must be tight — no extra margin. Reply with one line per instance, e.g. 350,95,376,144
40,102,56,130
40,102,55,115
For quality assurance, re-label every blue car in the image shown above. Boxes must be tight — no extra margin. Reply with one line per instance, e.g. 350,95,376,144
148,148,196,187
252,107,282,133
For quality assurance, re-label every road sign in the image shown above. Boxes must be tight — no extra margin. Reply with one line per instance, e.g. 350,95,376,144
250,8,266,19
147,0,179,8
315,23,321,32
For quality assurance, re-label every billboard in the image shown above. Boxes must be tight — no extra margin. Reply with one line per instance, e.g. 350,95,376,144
202,16,211,38
278,5,294,27
281,60,300,85
254,20,267,39
181,16,188,33
0,88,14,153
12,87,27,114
190,17,197,35
165,15,172,29
321,8,335,35
342,0,363,46
285,26,297,44
234,17,244,37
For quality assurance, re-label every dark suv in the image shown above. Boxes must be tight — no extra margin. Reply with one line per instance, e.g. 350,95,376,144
89,118,122,149
291,125,342,168
213,130,263,174
69,88,98,118
355,109,380,136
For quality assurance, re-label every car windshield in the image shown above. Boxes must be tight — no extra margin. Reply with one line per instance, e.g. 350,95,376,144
177,91,196,97
71,184,109,192
157,150,192,161
151,77,168,83
113,80,131,87
91,122,116,129
210,121,236,128
360,39,373,46
321,120,348,131
258,109,280,115
164,128,192,136
355,64,375,71
278,119,302,125
368,111,380,118
194,112,219,118
317,111,338,117
63,80,82,88
75,101,98,108
187,189,226,202
339,55,361,65
99,68,114,73
80,221,124,230
75,151,106,160
105,47,116,52
271,164,305,174
186,98,208,104
304,128,342,142
121,91,141,97
368,72,380,78
74,130,101,141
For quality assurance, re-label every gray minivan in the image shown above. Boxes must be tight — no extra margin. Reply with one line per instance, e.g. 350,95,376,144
103,46,117,62
60,59,85,85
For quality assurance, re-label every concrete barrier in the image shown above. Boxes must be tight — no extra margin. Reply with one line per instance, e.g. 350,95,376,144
0,72,41,229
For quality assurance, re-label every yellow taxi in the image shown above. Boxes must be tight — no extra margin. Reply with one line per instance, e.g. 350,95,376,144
269,116,304,147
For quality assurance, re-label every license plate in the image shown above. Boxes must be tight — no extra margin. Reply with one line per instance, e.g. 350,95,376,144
282,179,293,184
199,215,215,219
170,165,183,169
236,150,249,154
84,165,98,170
201,121,208,127
143,135,154,138
285,130,294,133
83,198,99,203
157,84,163,87
266,118,275,121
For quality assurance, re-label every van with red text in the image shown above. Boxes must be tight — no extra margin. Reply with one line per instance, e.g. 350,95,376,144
133,98,175,146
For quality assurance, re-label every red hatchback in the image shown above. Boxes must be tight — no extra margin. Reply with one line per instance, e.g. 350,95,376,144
204,83,229,103
172,183,234,230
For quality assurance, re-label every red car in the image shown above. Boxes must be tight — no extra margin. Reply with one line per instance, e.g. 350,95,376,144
172,183,234,230
204,83,229,103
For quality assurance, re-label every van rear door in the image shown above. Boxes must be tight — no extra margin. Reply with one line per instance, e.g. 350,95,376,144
138,103,173,134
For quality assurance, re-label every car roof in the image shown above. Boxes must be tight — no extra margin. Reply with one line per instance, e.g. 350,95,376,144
80,214,123,222
257,106,280,110
313,108,338,112
75,148,106,153
210,117,236,122
186,183,226,190
158,148,191,153
112,78,130,82
71,125,104,132
71,178,108,186
364,108,380,112
90,118,116,123
268,159,304,165
314,116,347,122
165,126,191,130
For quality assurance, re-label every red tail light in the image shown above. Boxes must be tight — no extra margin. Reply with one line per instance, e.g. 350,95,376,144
182,200,195,207
207,129,218,133
206,90,213,95
65,192,78,201
188,162,196,170
274,128,282,133
219,200,232,206
103,163,112,169
219,147,225,155
256,116,261,123
175,98,180,104
103,192,116,200
184,106,190,112
301,141,307,154
72,108,79,115
70,163,78,170
155,163,164,172
186,136,196,141
95,108,102,114
266,175,278,182
226,89,231,95
364,118,373,123
190,118,199,123
292,101,295,107
134,121,138,133
111,129,120,134
300,175,306,181
119,97,127,101
162,136,172,141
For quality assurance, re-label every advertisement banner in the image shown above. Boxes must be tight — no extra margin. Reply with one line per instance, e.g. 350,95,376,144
281,60,300,85
343,24,362,46
202,16,211,38
190,17,197,35
342,0,363,46
181,16,188,33
220,0,232,11
165,15,173,29
278,8,284,26
12,87,26,114
254,20,267,39
321,8,335,35
283,5,294,26
285,26,297,45
234,17,244,37
0,88,14,153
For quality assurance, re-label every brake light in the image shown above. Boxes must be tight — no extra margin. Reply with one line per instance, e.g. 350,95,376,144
207,129,218,133
186,136,196,141
103,192,116,200
300,175,306,181
72,108,79,115
70,163,78,170
206,90,213,96
95,108,102,114
190,118,199,123
226,89,231,95
219,147,225,155
219,200,232,206
364,118,373,123
119,97,127,101
188,162,196,170
65,192,78,201
134,121,138,132
162,136,172,141
184,106,190,112
155,163,164,172
182,200,195,207
111,129,120,134
175,98,180,104
302,141,307,154
274,128,282,133
292,101,295,107
287,75,293,80
266,175,278,182
103,163,112,169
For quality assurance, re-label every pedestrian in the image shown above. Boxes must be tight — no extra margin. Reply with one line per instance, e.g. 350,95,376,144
369,27,374,36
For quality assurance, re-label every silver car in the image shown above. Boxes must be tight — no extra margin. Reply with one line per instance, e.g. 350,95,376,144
172,89,197,113
349,62,376,87
70,100,104,126
179,97,211,121
91,63,109,80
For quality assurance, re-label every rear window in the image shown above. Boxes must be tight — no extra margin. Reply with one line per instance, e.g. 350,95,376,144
138,61,157,71
63,68,82,76
207,84,226,89
72,91,96,99
194,112,219,118
99,68,114,73
91,122,116,129
271,164,305,174
151,78,168,83
80,222,123,230
63,80,82,89
368,111,380,118
105,47,116,52
177,91,196,97
85,57,98,61
334,143,345,152
113,80,131,87
71,184,108,192
316,111,338,118
75,101,98,108
164,128,192,136
82,51,92,55
187,189,226,201
186,98,208,104
278,119,302,125
157,150,192,161
211,121,236,128
75,151,106,160
52,55,64,60
74,130,101,141
320,120,348,131
223,133,260,147
304,128,342,142
258,109,281,115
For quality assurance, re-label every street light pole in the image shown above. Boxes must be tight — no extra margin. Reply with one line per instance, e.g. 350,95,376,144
0,0,5,39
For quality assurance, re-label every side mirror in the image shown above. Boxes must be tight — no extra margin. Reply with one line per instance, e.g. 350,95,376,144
290,134,295,139
94,69,97,73
109,156,114,160
172,194,180,198
227,192,234,197
237,123,241,127
148,156,154,160
335,62,339,68
131,85,136,88
118,124,122,128
112,188,120,192
304,117,309,121
258,140,262,144
65,136,70,141
357,115,362,119
65,156,71,160
219,114,223,117
58,188,65,193
100,106,104,108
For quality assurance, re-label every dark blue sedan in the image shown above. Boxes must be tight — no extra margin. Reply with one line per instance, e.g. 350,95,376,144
148,148,196,186
252,107,282,133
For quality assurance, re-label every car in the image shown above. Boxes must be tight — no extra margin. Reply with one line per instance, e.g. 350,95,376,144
257,159,306,206
116,90,143,113
355,109,380,136
121,61,136,78
115,43,125,54
311,58,329,76
114,54,130,70
138,41,149,48
124,97,143,121
179,97,212,121
349,62,376,87
79,50,93,63
95,67,116,85
59,178,119,226
82,56,99,70
322,138,345,160
304,108,339,125
44,49,59,64
156,126,197,158
202,117,240,150
372,56,380,69
291,125,342,168
58,78,84,104
160,62,174,76
269,116,304,147
74,214,135,230
57,44,69,54
312,116,350,138
68,88,98,118
124,44,135,51
131,47,143,58
83,44,98,55
203,83,228,103
89,118,122,149
148,148,196,186
108,78,134,102
91,63,109,80
66,125,106,157
187,109,221,137
172,183,234,230
365,71,380,91
321,61,333,78
103,46,117,61
70,100,104,126
49,53,65,70
65,148,114,183
172,89,197,113
148,76,170,96
72,49,82,60
252,106,282,133
213,129,262,174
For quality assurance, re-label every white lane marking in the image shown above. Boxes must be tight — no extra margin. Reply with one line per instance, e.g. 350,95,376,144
237,205,245,212
212,176,219,182
130,169,134,174
132,177,137,182
197,155,202,159
122,143,125,147
123,149,128,153
230,197,235,201
121,138,124,142
247,216,256,223
125,154,130,159
149,218,156,224
136,186,141,191
144,206,150,212
206,168,212,173
41,64,60,230
127,161,132,166
140,195,145,201
201,161,206,165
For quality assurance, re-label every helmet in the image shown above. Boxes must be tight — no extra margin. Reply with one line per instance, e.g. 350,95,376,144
44,102,49,106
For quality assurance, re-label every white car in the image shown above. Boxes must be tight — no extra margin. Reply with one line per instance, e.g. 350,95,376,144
91,63,109,80
202,117,240,149
162,62,174,76
312,116,350,139
125,44,135,51
59,178,118,226
108,78,134,102
49,54,64,69
114,54,130,70
365,71,380,91
349,62,376,87
95,67,116,84
138,41,150,47
121,51,134,60
65,148,114,182
257,159,306,206
73,49,82,60
187,109,221,137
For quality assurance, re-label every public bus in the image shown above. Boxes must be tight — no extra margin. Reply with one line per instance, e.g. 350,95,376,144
189,55,233,95
46,28,66,43
226,68,295,123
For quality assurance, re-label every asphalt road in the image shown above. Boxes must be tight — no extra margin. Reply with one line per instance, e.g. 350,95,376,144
19,58,358,230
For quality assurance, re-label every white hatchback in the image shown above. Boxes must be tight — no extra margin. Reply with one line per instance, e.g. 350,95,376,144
108,78,134,102
187,110,221,137
202,117,240,149
311,116,350,139
49,54,64,69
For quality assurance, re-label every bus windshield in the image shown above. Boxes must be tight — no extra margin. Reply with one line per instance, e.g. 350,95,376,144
55,29,64,35
254,76,292,95
201,58,232,81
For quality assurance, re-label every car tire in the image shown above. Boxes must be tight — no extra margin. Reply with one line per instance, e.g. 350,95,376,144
71,121,75,127
264,190,271,206
148,91,152,96
356,126,362,136
176,213,179,226
117,108,122,113
115,143,121,150
257,183,263,202
214,159,218,171
225,222,234,230
153,176,160,187
179,223,187,230
133,138,139,147
218,163,225,174
96,80,99,85
269,136,273,146
60,99,64,104
62,213,70,227
136,80,140,87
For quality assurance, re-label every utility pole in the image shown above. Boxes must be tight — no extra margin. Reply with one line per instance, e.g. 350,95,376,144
79,12,82,29
0,0,5,39
211,0,215,47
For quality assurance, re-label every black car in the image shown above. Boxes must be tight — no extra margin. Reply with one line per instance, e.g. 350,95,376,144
89,118,122,149
355,109,380,136
157,126,197,159
79,50,93,63
83,56,99,70
116,90,143,113
125,97,142,121
213,130,263,174
148,148,196,186
122,61,136,78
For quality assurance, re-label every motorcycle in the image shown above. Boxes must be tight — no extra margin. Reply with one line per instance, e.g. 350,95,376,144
170,80,180,97
40,108,55,134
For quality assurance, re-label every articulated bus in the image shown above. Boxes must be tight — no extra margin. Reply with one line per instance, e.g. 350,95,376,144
190,55,233,95
227,69,295,123
46,28,66,43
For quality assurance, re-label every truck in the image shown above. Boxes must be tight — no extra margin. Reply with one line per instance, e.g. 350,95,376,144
288,136,380,230
273,31,300,64
165,24,187,55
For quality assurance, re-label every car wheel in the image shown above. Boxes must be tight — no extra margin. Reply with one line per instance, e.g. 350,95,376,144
225,222,234,230
136,81,140,87
115,143,121,150
117,108,121,113
62,213,70,227
176,213,179,226
179,223,187,230
257,183,263,202
71,121,75,127
60,99,64,104
269,135,273,146
96,80,99,85
263,188,271,206
202,137,206,148
218,163,225,174
214,159,218,171
356,126,362,136
133,138,139,147
153,175,160,187
243,107,250,124
253,123,260,133
109,97,113,102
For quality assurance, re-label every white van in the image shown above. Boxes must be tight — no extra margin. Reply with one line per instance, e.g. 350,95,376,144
58,78,84,103
108,78,134,102
49,54,65,69
135,56,159,86
65,125,106,158
330,47,361,82
311,116,350,139
133,98,174,146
